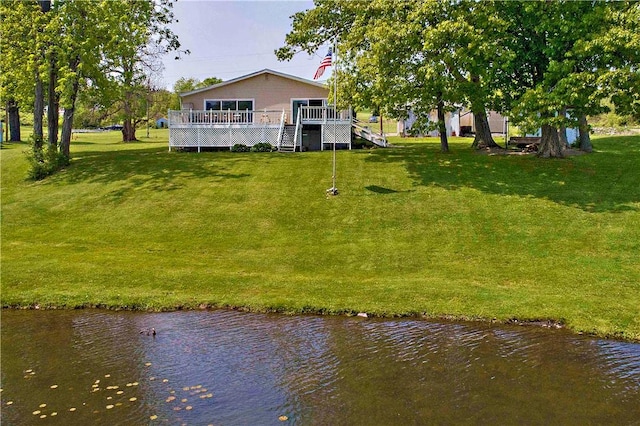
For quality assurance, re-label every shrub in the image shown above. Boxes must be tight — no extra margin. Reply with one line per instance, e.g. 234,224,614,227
25,139,70,180
250,142,274,152
231,143,251,152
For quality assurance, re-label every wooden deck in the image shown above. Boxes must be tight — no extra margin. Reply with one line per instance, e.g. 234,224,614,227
168,107,352,152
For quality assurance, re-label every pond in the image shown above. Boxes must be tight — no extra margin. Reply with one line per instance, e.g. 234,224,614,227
1,309,639,425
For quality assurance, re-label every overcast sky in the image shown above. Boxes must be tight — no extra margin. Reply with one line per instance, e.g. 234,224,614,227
159,0,332,90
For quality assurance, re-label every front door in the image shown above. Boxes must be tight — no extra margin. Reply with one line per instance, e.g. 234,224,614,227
302,124,322,151
292,100,308,124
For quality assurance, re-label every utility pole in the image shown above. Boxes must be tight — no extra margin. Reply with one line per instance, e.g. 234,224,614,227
146,96,150,138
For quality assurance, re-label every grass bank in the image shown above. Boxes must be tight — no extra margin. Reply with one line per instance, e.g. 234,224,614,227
2,130,639,341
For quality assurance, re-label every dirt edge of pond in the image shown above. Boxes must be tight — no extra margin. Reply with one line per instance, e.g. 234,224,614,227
3,302,637,343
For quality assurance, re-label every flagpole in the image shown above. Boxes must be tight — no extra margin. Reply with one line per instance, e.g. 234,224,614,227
328,39,338,196
332,39,337,193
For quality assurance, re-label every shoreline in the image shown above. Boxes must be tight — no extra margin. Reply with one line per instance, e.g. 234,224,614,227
3,134,639,346
3,303,637,343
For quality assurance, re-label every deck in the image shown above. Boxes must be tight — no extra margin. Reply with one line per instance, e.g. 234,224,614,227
168,107,352,152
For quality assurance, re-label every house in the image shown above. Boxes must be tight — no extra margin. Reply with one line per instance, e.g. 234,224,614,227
169,69,363,152
458,110,507,136
398,108,507,137
156,117,168,128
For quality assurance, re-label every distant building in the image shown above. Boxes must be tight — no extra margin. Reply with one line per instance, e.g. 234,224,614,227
156,117,168,128
398,108,507,137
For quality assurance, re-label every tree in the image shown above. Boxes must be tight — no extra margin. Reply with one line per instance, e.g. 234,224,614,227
411,0,509,150
0,0,65,148
37,1,52,147
0,0,43,143
148,88,174,124
199,77,223,88
54,0,109,158
5,99,20,142
171,76,222,110
592,2,640,123
99,0,183,142
172,77,199,109
173,77,201,94
337,0,458,152
500,1,622,157
277,0,507,150
1,0,183,175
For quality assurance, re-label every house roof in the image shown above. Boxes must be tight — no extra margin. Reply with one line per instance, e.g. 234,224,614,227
179,69,327,97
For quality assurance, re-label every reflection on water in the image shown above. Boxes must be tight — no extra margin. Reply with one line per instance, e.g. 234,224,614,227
1,310,639,425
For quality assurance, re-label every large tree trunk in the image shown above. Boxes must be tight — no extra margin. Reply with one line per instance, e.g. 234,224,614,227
7,99,21,142
33,0,49,149
122,119,137,142
471,111,500,149
468,73,499,150
121,88,138,142
538,123,564,158
577,113,592,153
59,62,80,159
34,77,45,149
60,106,74,158
437,100,449,153
47,50,59,148
558,107,568,148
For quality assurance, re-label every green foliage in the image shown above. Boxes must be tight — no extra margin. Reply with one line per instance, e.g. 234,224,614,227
1,0,184,147
231,143,251,152
277,0,508,148
278,0,639,155
200,77,223,88
594,2,640,121
172,76,222,109
173,77,200,94
590,99,639,129
25,138,70,180
72,101,102,129
250,142,275,152
231,142,275,152
0,0,46,109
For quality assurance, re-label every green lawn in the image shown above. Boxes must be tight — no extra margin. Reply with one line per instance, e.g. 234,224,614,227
2,130,639,341
355,111,398,134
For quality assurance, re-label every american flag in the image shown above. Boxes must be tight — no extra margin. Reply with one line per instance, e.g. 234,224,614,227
313,48,332,80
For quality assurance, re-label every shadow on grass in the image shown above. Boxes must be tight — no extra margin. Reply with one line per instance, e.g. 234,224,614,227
365,185,401,194
364,136,640,213
52,146,251,195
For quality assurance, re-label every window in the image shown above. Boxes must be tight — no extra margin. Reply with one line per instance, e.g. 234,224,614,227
205,100,221,110
221,100,236,111
238,100,253,111
205,99,254,111
204,99,254,123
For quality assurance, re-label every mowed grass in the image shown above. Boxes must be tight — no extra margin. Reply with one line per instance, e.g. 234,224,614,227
2,130,639,340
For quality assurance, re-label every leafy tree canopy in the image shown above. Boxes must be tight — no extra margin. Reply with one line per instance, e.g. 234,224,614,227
277,0,640,156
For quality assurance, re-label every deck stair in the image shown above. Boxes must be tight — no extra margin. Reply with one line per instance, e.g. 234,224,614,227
352,119,388,147
278,125,297,152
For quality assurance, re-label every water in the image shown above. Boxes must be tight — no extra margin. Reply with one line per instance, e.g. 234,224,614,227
1,309,639,425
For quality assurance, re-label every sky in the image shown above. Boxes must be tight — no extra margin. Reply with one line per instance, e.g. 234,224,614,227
159,0,331,90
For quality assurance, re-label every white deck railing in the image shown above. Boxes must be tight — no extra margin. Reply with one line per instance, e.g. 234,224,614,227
300,106,351,123
169,107,351,127
169,109,284,127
